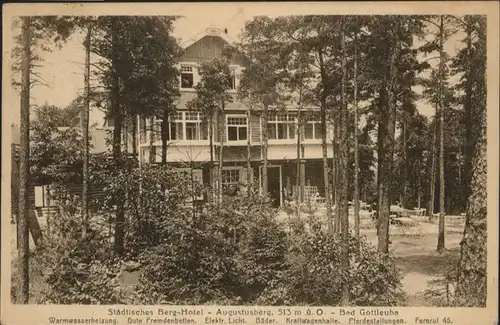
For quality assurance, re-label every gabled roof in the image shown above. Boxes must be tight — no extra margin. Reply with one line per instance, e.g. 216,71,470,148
180,25,237,49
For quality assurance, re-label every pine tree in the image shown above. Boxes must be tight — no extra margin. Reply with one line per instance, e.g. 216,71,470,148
454,15,486,307
436,15,447,252
12,14,77,304
352,22,361,243
17,15,32,304
81,24,92,238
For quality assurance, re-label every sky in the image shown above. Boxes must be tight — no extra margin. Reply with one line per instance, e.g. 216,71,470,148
7,11,466,126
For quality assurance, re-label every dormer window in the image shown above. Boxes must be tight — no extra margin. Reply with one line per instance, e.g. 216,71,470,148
181,65,194,88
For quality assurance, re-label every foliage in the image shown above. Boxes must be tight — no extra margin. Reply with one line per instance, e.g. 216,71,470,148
90,16,181,121
236,16,294,107
187,58,234,113
33,209,126,304
279,231,405,306
23,154,405,306
132,188,288,305
128,185,404,306
30,104,86,186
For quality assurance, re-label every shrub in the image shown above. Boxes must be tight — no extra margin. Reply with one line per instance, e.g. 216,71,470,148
133,187,290,305
30,197,126,304
132,214,241,305
281,231,405,306
229,190,289,304
348,236,406,306
35,230,126,304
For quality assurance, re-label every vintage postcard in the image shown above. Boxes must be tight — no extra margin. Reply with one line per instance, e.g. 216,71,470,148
1,2,498,325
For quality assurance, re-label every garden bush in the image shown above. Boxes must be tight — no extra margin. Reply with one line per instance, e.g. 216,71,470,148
276,229,405,306
34,213,126,304
132,186,289,305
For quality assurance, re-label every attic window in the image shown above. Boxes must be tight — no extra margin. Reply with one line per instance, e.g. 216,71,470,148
181,65,194,88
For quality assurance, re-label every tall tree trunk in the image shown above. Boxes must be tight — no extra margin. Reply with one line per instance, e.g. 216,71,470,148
296,109,302,211
417,167,422,209
209,114,214,201
81,25,91,239
455,27,486,306
376,101,382,230
17,16,32,304
462,17,474,209
123,117,128,154
161,109,169,165
455,130,486,306
294,80,303,218
330,128,335,207
132,115,137,160
321,104,333,232
318,48,333,232
339,22,350,304
218,103,225,204
429,105,438,219
402,121,408,207
149,117,155,164
262,101,269,195
111,20,125,256
334,121,340,233
378,23,400,254
437,16,446,252
246,109,252,192
353,30,360,242
296,88,303,214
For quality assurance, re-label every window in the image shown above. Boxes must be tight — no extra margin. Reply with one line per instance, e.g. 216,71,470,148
185,112,208,140
167,113,184,140
268,113,297,140
304,114,322,140
222,169,240,190
181,65,194,88
166,112,208,141
227,116,247,141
